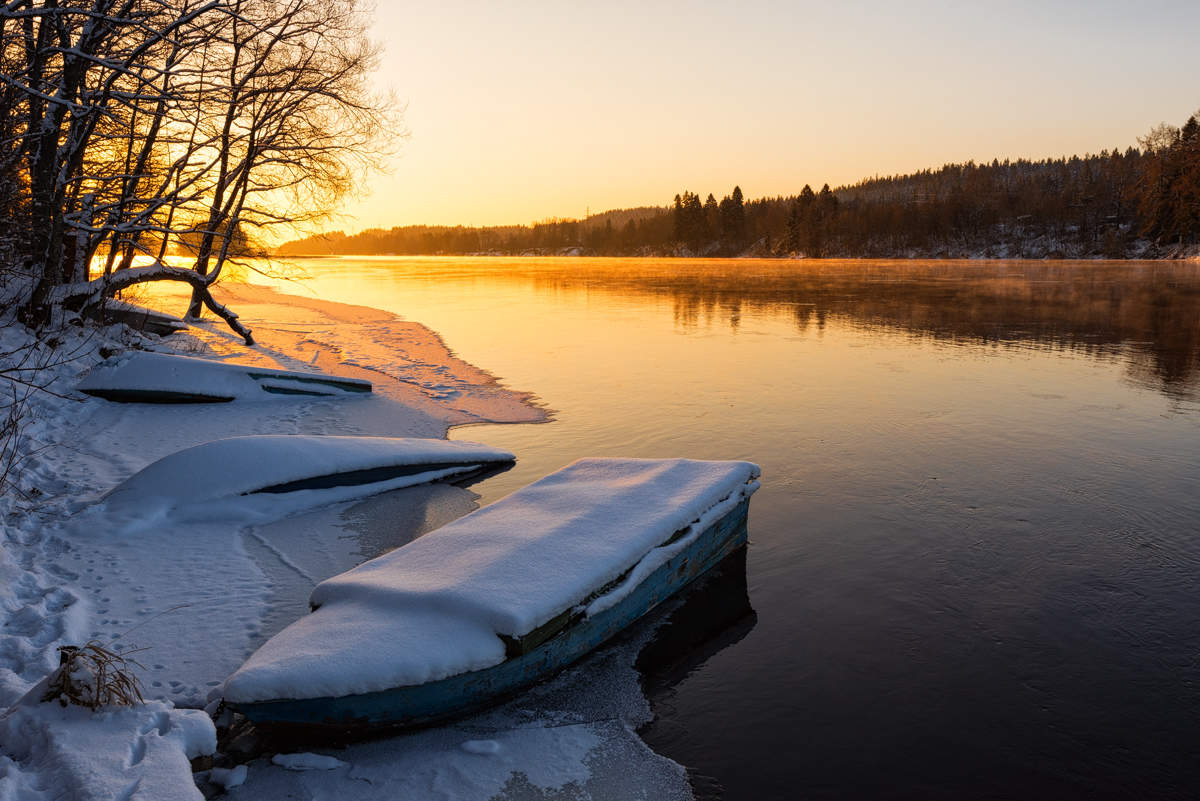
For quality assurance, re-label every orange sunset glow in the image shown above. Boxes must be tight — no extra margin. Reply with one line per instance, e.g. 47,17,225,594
341,0,1200,229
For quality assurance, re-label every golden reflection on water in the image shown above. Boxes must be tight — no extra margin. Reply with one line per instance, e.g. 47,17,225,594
223,257,1200,402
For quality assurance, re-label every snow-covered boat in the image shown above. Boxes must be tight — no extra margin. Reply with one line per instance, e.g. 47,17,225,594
103,435,516,512
82,299,190,336
223,457,761,729
77,351,371,403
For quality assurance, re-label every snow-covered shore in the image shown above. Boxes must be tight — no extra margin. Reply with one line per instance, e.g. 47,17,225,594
1,283,544,702
1,284,690,800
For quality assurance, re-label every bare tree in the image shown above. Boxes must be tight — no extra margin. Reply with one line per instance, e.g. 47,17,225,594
1,0,395,343
179,0,388,318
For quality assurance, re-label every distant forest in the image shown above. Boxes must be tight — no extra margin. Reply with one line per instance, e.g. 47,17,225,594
277,111,1200,259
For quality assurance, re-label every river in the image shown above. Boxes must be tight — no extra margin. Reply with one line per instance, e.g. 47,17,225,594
256,257,1200,800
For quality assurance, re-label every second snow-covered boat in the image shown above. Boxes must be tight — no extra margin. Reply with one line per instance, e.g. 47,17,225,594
223,457,761,729
103,435,515,514
78,351,372,403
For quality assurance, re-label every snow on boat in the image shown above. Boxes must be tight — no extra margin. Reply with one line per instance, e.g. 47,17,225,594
103,435,515,512
77,351,371,403
223,457,761,729
89,299,189,336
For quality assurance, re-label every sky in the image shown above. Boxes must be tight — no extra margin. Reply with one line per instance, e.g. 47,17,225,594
330,0,1200,231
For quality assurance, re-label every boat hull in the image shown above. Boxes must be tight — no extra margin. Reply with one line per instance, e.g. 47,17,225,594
233,497,751,729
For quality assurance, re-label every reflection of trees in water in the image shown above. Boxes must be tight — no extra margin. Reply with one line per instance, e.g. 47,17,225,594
529,260,1200,398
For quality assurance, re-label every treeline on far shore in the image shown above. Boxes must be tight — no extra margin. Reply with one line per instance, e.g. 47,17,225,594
277,111,1200,260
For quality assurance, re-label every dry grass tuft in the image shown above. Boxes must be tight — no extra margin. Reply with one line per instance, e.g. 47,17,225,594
42,641,146,709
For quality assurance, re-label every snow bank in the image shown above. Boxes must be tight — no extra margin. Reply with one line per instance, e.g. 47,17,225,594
103,435,514,511
77,351,371,402
271,752,349,771
224,457,759,702
229,721,605,801
0,688,215,801
208,764,247,789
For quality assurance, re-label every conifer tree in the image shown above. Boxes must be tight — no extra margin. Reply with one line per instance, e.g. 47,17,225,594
683,192,705,249
785,198,803,253
704,194,719,238
818,184,838,215
719,186,746,245
673,191,706,249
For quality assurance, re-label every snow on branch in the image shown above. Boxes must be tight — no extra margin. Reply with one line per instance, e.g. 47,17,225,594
51,264,254,344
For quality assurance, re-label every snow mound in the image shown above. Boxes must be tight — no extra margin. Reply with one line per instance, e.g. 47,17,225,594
272,752,349,771
103,435,515,512
209,764,248,789
77,351,371,402
0,689,215,801
224,457,759,702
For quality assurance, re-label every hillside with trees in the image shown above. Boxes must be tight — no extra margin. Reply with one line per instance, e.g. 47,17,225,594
279,110,1200,260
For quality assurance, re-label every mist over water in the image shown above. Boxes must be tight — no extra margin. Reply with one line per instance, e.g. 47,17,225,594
264,257,1200,800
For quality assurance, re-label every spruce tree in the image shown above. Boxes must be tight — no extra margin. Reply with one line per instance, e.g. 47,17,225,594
719,186,747,245
730,185,746,242
683,191,706,249
704,194,719,239
786,199,803,253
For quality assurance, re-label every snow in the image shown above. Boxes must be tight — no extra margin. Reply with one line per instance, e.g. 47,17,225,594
103,434,514,510
315,458,760,638
207,764,247,788
225,624,691,801
1,682,215,801
141,281,546,426
271,752,348,771
0,282,695,801
76,350,372,401
584,475,759,617
461,739,501,755
0,283,539,711
224,457,759,702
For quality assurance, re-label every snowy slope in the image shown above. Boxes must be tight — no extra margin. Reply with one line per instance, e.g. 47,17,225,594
1,685,215,801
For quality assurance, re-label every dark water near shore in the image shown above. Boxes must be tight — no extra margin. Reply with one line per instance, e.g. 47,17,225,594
277,258,1200,800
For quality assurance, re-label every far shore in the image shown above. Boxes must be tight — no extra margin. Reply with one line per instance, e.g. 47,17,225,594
272,248,1200,261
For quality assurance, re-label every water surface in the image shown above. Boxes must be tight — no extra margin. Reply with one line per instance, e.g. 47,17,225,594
267,258,1200,800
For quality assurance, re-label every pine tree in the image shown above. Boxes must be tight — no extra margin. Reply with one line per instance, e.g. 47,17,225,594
730,185,746,242
719,186,746,245
785,198,803,253
1175,116,1200,242
818,183,838,215
704,194,719,238
684,191,705,249
673,191,706,249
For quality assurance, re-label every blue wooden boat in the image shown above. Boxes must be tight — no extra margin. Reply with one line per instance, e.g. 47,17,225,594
224,458,759,730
